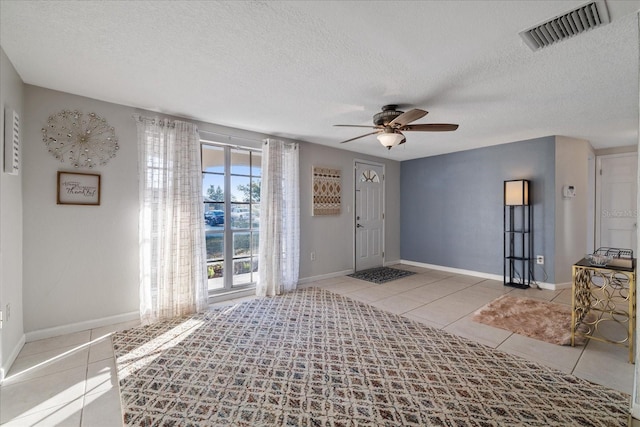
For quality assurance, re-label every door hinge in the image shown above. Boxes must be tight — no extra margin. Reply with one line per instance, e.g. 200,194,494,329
0,310,3,330
382,212,385,220
599,169,602,175
382,251,385,258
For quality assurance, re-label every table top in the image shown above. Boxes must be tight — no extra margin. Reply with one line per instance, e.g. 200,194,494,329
573,257,636,272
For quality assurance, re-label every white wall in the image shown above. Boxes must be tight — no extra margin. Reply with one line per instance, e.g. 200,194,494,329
298,142,400,280
0,48,25,379
21,84,400,336
23,85,140,334
554,136,594,284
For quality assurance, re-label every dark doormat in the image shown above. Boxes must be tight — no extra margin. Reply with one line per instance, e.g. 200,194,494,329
348,266,416,284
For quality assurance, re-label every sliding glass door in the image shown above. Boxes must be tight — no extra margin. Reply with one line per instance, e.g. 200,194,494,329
202,142,261,294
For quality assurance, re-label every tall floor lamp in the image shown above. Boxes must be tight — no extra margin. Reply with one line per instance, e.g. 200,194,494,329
504,180,531,289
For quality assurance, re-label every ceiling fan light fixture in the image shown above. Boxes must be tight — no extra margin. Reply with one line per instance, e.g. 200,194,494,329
377,132,404,149
336,105,457,147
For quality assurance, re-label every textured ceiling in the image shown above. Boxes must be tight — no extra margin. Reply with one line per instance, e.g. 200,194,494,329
1,0,638,161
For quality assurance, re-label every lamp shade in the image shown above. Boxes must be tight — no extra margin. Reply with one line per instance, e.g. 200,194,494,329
504,180,529,205
377,133,404,148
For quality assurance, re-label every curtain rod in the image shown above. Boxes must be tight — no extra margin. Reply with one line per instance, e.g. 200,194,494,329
133,114,289,146
132,114,176,128
199,130,264,145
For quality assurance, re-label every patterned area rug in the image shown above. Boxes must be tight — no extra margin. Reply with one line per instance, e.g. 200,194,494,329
348,266,415,284
113,288,629,426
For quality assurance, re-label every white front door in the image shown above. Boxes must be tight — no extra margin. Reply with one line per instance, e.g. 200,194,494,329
355,161,384,271
596,153,638,253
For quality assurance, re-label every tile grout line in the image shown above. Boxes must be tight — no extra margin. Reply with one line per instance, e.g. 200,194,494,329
78,330,94,427
395,279,499,320
569,339,590,376
494,331,516,349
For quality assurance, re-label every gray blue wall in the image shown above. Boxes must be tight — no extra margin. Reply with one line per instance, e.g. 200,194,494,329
400,136,557,283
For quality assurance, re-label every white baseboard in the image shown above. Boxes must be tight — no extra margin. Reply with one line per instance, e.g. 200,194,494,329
298,269,353,285
297,262,561,291
0,333,25,384
553,281,572,290
633,402,640,420
25,311,139,343
298,262,402,285
400,260,559,290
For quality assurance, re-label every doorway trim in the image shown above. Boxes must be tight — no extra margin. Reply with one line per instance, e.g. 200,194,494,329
353,159,386,272
594,152,638,251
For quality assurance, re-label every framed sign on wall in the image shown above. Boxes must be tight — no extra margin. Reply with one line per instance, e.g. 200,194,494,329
57,171,101,205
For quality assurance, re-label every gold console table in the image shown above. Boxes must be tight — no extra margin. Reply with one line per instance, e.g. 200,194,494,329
571,258,636,363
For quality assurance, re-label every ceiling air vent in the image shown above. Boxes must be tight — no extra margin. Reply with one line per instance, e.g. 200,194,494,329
519,0,610,51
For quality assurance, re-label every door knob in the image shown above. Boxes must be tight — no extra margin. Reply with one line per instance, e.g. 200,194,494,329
356,224,364,228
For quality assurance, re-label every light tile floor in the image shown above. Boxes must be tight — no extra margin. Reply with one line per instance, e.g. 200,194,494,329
0,266,635,426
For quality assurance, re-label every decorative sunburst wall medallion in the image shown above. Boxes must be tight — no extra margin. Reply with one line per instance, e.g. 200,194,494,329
42,110,119,168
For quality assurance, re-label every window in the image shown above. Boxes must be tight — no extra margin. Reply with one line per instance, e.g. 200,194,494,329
359,169,380,182
202,142,261,294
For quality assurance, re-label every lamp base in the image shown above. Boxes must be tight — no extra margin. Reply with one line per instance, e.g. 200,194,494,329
504,281,530,289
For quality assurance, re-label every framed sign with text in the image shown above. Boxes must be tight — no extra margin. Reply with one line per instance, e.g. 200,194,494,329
57,171,101,206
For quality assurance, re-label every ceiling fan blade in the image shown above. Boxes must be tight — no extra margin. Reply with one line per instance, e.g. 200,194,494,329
339,131,381,144
401,123,459,132
389,109,428,127
334,124,380,129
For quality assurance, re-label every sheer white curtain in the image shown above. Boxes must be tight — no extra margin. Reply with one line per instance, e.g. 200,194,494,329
136,117,208,323
257,139,300,297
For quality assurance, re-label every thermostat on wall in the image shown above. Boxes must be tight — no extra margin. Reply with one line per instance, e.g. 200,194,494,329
562,185,576,199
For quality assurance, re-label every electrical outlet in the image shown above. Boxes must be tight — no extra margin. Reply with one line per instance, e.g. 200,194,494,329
536,255,544,265
310,252,316,261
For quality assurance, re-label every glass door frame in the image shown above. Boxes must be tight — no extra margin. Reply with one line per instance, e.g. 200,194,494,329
202,140,261,298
